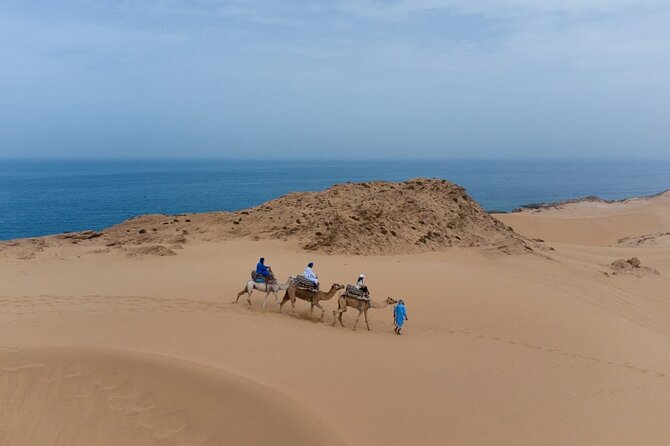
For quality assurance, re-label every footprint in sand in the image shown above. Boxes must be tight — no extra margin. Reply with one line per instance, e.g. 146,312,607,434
162,409,189,432
95,370,122,391
62,375,95,399
137,407,162,429
170,425,197,444
135,392,158,410
110,380,133,398
0,361,44,373
63,363,84,378
108,381,134,410
149,439,178,446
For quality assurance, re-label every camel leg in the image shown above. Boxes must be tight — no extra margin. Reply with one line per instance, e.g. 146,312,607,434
291,297,297,317
313,302,325,320
352,309,363,331
364,309,371,331
246,289,252,307
330,309,338,326
247,283,256,307
234,286,248,304
331,303,346,326
262,291,271,310
279,290,290,313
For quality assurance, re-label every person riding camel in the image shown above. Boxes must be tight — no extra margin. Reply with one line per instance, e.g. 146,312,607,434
255,257,273,283
303,262,319,289
356,274,369,296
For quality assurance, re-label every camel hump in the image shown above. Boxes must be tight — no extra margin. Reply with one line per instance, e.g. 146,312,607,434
344,284,370,300
251,270,275,284
292,275,319,292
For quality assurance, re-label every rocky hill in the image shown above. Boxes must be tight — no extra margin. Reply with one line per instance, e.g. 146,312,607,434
1,178,536,257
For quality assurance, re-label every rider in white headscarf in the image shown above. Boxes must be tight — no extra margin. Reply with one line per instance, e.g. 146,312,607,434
356,274,369,295
303,262,319,286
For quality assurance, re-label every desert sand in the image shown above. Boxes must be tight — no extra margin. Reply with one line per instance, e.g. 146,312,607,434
1,180,670,445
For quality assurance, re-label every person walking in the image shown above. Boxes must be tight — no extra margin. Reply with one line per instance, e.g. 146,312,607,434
394,299,408,335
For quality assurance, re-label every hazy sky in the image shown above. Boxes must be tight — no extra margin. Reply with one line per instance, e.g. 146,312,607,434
1,0,669,159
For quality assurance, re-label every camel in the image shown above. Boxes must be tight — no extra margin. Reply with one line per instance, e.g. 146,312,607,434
331,296,397,331
279,282,344,319
235,277,294,309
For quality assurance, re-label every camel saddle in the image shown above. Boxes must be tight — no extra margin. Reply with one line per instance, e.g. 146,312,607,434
344,284,370,301
251,271,276,284
292,275,318,292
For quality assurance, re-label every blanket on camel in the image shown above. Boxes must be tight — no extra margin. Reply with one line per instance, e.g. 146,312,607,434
344,284,370,301
251,271,276,284
292,275,318,292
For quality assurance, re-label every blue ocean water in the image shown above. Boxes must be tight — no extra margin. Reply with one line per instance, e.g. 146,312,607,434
1,159,669,241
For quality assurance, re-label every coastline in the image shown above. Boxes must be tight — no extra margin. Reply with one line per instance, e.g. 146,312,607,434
2,178,537,256
2,177,668,244
4,158,670,241
510,188,670,213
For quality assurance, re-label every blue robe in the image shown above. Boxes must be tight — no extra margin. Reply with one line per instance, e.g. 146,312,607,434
394,303,407,328
256,262,271,276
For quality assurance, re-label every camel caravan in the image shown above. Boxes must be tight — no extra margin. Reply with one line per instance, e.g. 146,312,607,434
235,257,406,332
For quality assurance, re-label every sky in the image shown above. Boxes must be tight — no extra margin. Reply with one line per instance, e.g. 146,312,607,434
0,0,669,159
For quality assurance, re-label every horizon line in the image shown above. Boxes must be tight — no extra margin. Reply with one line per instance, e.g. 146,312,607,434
3,156,670,162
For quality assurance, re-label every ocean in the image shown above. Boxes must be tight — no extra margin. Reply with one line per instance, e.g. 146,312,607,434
1,159,669,241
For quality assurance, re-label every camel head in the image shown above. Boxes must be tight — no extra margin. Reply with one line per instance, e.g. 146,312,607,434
386,297,398,305
332,283,344,291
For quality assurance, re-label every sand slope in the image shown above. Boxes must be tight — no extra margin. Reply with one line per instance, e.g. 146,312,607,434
0,347,345,446
497,190,670,246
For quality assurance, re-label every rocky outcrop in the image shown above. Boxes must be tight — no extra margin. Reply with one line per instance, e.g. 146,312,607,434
609,257,659,277
2,178,538,257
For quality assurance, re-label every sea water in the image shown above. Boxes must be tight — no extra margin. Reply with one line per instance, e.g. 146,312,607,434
1,159,669,240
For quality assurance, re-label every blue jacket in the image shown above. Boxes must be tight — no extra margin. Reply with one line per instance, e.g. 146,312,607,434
256,262,271,276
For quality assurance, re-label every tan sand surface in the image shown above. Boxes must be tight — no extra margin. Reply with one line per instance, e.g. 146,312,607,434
2,188,670,445
0,347,345,446
497,190,670,246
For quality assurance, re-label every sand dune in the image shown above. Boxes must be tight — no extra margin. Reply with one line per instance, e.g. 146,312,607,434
497,190,670,246
2,182,670,445
0,347,345,446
